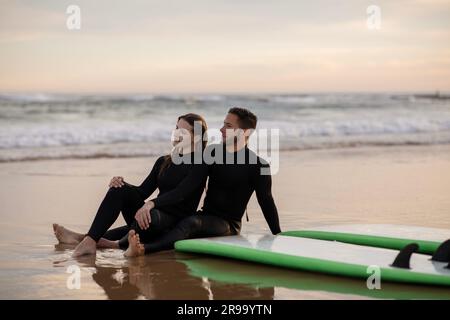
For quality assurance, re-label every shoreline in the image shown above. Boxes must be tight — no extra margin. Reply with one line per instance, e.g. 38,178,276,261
0,142,450,165
1,139,450,164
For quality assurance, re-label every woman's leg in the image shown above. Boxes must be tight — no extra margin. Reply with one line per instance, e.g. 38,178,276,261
72,185,145,256
86,185,144,241
102,225,130,241
53,185,143,244
53,224,85,245
53,224,129,248
97,237,120,249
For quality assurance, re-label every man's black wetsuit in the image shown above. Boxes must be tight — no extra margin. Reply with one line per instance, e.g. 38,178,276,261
138,144,281,254
86,152,207,243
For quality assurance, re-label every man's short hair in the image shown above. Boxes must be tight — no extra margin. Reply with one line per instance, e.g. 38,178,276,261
228,107,257,129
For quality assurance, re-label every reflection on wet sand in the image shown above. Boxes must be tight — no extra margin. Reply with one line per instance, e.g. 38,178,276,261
66,247,274,300
176,253,450,300
55,242,450,300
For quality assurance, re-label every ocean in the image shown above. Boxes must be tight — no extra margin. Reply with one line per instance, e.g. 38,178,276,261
1,93,450,162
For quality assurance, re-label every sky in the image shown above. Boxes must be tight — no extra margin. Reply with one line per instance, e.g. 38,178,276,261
0,0,449,93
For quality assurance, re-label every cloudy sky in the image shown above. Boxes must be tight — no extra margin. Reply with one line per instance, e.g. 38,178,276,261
0,0,449,93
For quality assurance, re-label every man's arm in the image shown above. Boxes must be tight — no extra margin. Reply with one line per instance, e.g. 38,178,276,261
254,162,281,235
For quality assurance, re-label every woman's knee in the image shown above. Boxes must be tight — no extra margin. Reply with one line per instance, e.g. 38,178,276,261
108,184,141,202
107,185,128,196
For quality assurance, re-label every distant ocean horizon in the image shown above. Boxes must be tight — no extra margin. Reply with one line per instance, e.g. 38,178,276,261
1,92,450,162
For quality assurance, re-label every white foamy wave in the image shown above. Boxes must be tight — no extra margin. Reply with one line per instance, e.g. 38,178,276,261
0,93,80,103
152,94,225,103
0,142,171,162
2,117,448,149
270,95,317,104
1,92,450,161
0,121,172,149
260,117,450,138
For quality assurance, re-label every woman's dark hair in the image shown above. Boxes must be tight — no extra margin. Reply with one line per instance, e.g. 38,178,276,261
228,107,257,129
159,113,208,177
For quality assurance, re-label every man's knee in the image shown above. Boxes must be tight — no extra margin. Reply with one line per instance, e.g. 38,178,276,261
178,215,202,235
149,209,161,225
209,220,232,237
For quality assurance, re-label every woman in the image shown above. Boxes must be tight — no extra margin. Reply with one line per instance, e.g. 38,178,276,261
53,113,208,257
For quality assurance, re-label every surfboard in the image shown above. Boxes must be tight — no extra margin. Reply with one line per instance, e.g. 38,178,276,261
175,234,450,287
280,224,450,254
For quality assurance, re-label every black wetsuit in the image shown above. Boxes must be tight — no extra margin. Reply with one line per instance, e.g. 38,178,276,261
138,144,281,254
86,152,207,243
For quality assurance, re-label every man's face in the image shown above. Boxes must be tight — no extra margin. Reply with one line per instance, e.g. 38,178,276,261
220,113,241,143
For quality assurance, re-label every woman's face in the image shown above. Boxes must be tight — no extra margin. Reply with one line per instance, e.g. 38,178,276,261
172,118,193,148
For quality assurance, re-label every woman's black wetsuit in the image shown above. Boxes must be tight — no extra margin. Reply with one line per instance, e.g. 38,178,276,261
86,152,207,245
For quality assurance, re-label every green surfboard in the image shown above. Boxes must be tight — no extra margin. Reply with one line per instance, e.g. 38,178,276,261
281,224,449,255
175,234,450,287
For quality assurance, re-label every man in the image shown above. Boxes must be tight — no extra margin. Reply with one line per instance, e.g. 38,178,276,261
127,107,281,256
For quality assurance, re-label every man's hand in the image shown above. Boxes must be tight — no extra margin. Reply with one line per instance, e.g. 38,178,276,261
109,176,125,188
135,201,155,230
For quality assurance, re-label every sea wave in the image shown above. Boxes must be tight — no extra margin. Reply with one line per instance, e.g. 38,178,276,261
1,92,449,161
1,117,449,149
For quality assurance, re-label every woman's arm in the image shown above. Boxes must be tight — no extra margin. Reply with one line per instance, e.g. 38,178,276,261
152,162,208,208
136,156,165,199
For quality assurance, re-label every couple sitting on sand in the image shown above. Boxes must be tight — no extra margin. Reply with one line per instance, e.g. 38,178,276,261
53,107,281,257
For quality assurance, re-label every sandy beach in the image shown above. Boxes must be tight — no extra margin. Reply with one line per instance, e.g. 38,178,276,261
1,144,450,299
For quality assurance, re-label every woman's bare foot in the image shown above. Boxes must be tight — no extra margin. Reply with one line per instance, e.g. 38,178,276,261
72,236,97,257
97,238,120,249
53,223,84,245
124,230,145,257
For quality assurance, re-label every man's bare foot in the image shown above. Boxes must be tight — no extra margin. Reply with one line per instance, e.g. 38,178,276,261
53,223,84,245
72,236,97,257
124,230,145,257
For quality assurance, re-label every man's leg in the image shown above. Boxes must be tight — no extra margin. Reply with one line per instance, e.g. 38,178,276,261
136,214,233,255
117,209,179,250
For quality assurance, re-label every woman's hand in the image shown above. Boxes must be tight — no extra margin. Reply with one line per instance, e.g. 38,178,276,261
109,176,125,188
135,201,155,230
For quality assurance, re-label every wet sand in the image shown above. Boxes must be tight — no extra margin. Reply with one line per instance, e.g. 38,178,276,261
1,144,450,299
